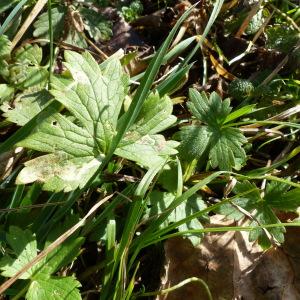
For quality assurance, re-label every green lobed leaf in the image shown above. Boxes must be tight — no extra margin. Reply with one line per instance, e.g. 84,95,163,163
265,181,300,211
178,89,247,171
188,90,232,127
0,222,83,281
121,92,177,143
16,51,178,191
217,181,287,248
0,227,39,279
51,51,130,153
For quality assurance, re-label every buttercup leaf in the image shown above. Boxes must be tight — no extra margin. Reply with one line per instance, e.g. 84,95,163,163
217,181,287,248
16,51,177,191
179,89,247,170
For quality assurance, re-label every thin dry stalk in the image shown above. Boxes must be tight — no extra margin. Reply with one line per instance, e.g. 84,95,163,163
12,0,48,49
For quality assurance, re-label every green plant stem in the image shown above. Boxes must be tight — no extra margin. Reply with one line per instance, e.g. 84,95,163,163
143,222,300,246
138,277,212,300
47,0,53,85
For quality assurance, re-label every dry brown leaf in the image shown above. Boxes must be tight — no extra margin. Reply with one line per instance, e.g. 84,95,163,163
159,215,300,300
210,54,236,81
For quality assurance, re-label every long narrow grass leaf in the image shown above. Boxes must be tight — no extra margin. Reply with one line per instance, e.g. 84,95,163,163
0,0,28,36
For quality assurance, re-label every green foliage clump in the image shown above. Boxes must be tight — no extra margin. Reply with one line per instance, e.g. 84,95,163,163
266,25,300,54
120,0,143,22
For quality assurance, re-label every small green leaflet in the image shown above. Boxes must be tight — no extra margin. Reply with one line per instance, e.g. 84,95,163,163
8,44,48,90
16,51,178,192
178,89,247,171
218,181,300,248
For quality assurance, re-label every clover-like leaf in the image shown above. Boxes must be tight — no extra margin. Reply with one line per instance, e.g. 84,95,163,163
16,51,177,191
217,180,295,248
178,89,247,170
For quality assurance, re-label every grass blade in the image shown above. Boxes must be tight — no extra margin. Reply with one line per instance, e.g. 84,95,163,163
0,0,28,36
